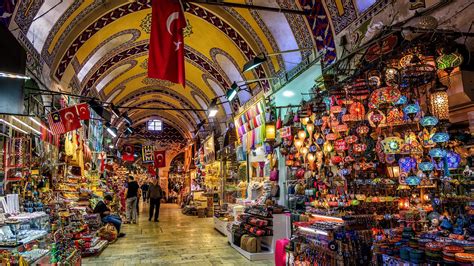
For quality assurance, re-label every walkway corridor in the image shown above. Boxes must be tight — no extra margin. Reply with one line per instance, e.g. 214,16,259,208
83,204,274,265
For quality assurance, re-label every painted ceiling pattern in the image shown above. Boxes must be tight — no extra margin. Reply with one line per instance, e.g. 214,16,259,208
6,0,360,147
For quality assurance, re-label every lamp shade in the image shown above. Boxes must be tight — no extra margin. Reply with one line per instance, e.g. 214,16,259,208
418,162,434,172
429,148,447,158
431,90,449,120
298,130,306,140
387,165,401,178
265,123,276,141
243,54,267,72
294,138,303,150
420,116,439,127
432,132,449,143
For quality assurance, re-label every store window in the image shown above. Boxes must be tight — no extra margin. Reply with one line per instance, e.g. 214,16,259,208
356,0,377,13
147,119,162,131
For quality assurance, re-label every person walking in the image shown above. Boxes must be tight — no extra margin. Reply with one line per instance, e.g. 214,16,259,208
148,178,163,222
141,181,150,203
125,175,139,224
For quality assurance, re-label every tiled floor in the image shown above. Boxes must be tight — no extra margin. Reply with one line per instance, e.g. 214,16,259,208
83,203,274,265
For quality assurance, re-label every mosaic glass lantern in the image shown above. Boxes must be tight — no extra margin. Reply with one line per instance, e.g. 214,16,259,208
356,125,370,135
431,90,449,121
345,135,358,144
331,155,343,164
336,124,348,133
418,161,434,172
387,107,404,124
446,151,461,169
436,52,463,71
381,136,404,154
420,116,439,128
395,95,408,105
353,143,367,153
403,103,420,121
315,119,323,126
432,132,449,143
369,87,402,109
429,148,447,162
334,139,347,152
349,102,365,120
368,110,386,128
399,157,417,173
387,165,401,178
326,133,337,141
406,175,421,186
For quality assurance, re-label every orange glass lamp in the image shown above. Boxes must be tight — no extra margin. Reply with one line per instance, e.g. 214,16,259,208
307,153,316,169
294,138,304,150
387,165,401,178
300,146,309,156
298,129,306,140
265,123,276,141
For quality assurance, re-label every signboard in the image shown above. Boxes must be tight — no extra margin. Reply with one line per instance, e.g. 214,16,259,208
202,134,215,164
142,145,154,163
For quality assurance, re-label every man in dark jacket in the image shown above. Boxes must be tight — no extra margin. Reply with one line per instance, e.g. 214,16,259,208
93,195,125,237
148,178,163,222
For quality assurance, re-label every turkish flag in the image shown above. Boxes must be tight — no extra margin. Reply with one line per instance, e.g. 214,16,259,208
148,0,186,87
122,145,135,161
59,106,82,133
154,150,166,168
76,103,90,120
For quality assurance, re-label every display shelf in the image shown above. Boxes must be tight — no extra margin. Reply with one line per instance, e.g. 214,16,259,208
230,242,274,261
213,217,230,236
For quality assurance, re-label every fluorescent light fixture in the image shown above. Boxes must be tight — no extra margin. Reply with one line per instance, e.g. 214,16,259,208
108,145,114,149
0,72,30,80
134,154,138,158
123,114,132,125
110,104,121,118
242,54,267,72
283,90,295,97
12,117,40,135
0,119,28,134
106,127,117,138
126,127,133,134
226,82,238,101
208,99,218,118
29,117,51,132
298,227,329,236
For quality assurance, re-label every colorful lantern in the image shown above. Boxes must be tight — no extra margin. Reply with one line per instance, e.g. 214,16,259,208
432,132,449,143
265,123,276,141
446,151,461,169
403,103,420,121
294,138,303,150
367,110,386,128
381,137,404,154
345,135,358,144
395,95,408,105
331,155,343,164
349,102,365,120
418,161,434,172
387,107,404,124
336,124,348,133
420,116,439,128
399,157,417,173
353,143,367,153
429,148,447,161
431,90,449,121
436,52,463,71
356,125,370,135
368,87,402,109
406,176,421,186
334,139,347,152
387,165,401,178
298,130,306,140
326,133,337,141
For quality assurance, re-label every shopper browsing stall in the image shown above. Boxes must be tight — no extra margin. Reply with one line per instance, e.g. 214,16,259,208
93,195,125,238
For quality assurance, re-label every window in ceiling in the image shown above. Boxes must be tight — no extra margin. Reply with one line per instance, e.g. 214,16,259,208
355,0,377,13
147,119,162,131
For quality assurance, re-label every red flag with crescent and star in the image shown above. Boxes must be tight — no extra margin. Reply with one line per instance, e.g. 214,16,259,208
122,145,135,162
59,106,82,133
76,103,91,120
148,0,186,87
154,150,166,168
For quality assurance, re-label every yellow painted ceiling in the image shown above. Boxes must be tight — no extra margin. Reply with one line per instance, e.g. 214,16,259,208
37,1,306,144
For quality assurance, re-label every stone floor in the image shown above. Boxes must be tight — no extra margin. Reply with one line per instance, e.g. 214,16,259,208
83,203,274,265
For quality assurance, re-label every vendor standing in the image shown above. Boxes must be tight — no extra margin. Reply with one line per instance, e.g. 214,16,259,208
148,178,163,222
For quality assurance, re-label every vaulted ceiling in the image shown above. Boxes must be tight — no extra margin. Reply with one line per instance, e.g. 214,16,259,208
7,0,343,149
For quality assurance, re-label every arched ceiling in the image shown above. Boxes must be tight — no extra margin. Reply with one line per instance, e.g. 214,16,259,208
10,0,338,147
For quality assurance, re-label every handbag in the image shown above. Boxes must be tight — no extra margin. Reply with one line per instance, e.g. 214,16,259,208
271,184,280,198
270,168,279,181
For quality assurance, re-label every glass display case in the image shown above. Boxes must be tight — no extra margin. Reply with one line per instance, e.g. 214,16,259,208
0,212,49,248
